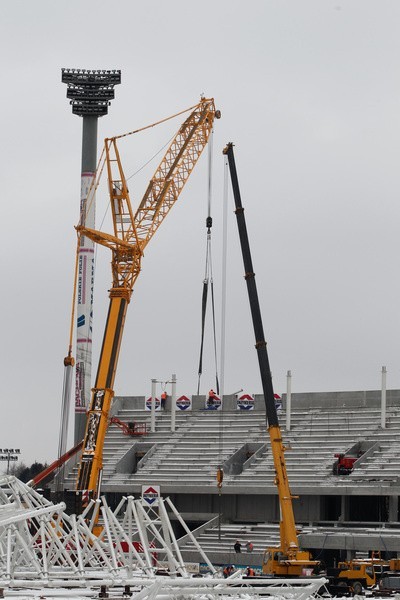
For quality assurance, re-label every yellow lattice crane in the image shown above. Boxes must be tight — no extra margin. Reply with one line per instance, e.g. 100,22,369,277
75,98,220,500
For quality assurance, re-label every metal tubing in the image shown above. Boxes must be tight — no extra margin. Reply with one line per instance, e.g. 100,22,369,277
165,497,216,574
286,370,292,431
151,379,156,432
381,365,387,429
171,374,176,432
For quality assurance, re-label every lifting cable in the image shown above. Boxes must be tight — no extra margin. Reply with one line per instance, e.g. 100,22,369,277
197,130,220,396
216,151,230,533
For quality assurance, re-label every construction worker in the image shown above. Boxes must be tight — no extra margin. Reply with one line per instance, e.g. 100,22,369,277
161,391,167,410
207,389,216,407
223,565,234,578
245,566,255,577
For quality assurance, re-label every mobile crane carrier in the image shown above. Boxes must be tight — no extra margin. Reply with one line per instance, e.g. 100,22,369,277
75,99,220,509
224,143,319,577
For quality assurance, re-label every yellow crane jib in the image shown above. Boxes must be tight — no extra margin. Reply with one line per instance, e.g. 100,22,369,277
75,98,220,502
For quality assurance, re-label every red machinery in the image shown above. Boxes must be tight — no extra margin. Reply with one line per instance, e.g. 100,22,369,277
332,453,357,475
28,441,83,488
110,417,148,437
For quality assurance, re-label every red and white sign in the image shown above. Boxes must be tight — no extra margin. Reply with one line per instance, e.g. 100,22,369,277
274,393,282,411
205,394,222,410
176,395,192,411
237,393,255,411
141,485,160,507
145,397,161,411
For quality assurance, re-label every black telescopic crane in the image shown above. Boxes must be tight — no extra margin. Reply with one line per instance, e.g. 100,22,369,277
223,142,318,576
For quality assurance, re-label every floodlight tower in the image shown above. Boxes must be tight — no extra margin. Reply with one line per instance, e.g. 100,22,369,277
62,68,121,446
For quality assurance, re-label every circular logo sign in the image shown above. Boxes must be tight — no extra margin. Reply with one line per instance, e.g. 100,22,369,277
176,395,191,410
206,395,222,410
142,486,159,506
237,394,255,410
145,397,160,410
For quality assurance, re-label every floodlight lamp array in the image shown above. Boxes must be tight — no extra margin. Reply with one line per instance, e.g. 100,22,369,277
66,85,115,101
62,68,121,117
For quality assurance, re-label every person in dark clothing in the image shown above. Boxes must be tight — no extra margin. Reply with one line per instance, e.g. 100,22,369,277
234,540,242,553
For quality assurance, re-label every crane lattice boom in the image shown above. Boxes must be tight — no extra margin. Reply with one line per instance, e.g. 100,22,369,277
75,98,219,500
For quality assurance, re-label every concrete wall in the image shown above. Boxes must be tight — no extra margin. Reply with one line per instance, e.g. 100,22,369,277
281,389,400,410
115,388,400,412
168,492,321,524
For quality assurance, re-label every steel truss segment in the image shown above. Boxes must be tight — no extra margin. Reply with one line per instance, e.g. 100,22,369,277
0,477,328,598
133,98,216,244
105,138,140,247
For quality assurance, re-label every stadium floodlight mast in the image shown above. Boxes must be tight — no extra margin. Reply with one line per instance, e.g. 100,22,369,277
60,68,121,466
61,68,121,116
0,448,20,474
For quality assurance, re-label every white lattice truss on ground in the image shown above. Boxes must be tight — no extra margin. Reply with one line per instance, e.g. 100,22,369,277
0,476,327,600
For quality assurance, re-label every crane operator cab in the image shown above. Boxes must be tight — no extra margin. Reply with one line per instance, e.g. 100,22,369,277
263,548,319,576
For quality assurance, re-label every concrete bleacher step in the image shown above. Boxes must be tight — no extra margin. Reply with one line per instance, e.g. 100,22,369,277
60,402,400,494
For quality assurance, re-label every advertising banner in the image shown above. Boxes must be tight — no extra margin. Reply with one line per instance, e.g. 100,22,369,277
176,395,192,411
205,394,222,410
274,393,282,411
236,393,255,410
145,397,161,411
75,172,95,414
141,485,160,507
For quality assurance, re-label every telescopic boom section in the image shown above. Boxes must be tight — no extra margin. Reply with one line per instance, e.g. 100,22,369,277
223,142,299,558
75,98,218,499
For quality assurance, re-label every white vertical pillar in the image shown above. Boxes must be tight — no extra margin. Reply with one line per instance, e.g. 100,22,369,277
151,379,156,433
74,168,96,444
286,370,292,432
171,374,177,432
381,366,387,429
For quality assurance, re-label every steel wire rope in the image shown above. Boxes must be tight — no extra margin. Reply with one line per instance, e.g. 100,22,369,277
76,149,107,415
82,131,177,391
59,105,202,495
57,148,107,478
208,131,220,397
79,98,197,223
196,129,220,397
73,100,205,358
112,102,199,141
125,134,175,182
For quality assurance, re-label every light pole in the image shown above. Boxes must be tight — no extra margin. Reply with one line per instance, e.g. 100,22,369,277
0,448,20,474
61,68,121,446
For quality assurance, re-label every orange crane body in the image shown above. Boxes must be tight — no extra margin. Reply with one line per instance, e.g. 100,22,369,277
75,99,219,501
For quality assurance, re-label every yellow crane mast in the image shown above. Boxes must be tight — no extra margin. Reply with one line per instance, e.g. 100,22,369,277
75,98,219,501
224,143,318,577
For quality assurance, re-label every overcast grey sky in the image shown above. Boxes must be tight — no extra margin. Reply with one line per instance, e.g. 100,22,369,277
1,0,400,464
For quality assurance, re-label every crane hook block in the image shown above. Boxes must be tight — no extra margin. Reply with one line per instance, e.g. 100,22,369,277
206,216,213,230
64,356,75,367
